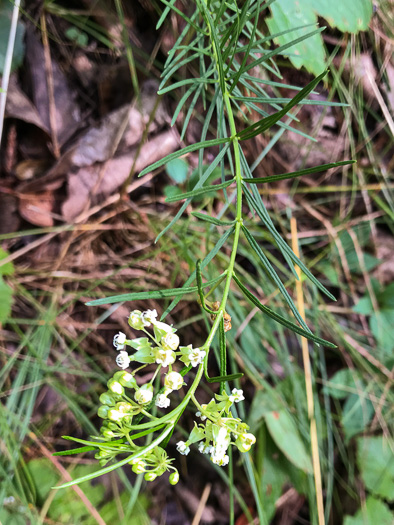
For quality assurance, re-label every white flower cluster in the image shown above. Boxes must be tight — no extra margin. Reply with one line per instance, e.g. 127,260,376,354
176,389,255,467
110,309,207,410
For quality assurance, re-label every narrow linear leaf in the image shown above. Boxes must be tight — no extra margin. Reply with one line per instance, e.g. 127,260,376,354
158,0,206,34
245,160,356,184
237,70,328,140
199,1,226,93
165,178,235,202
138,137,230,178
232,95,348,107
156,0,176,29
233,273,336,348
158,77,216,95
191,211,235,226
86,275,225,306
53,446,96,456
242,225,312,333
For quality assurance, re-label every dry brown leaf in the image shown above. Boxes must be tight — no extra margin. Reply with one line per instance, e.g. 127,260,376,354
62,129,180,221
24,29,81,147
5,75,50,133
19,191,55,227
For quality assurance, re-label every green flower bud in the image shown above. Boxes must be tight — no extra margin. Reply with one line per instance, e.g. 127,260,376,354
99,392,116,406
169,471,179,485
107,380,124,395
128,310,145,330
130,460,146,474
97,405,110,419
118,371,137,388
108,409,122,421
144,472,157,481
134,383,154,405
101,429,116,439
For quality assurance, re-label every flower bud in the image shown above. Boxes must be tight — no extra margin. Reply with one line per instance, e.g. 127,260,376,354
107,380,124,395
99,392,116,406
144,472,157,481
128,310,144,330
113,332,126,350
115,371,137,388
97,405,110,419
161,333,180,351
169,471,179,485
165,371,184,391
130,460,146,474
107,409,122,421
101,429,116,439
134,384,154,405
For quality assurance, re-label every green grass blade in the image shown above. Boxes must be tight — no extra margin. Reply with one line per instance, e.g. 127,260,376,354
191,212,235,226
53,446,96,456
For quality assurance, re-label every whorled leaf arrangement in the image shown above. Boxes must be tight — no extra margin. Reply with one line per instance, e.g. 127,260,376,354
54,0,353,490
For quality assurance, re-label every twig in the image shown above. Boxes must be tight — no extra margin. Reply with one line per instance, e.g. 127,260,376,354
191,483,212,525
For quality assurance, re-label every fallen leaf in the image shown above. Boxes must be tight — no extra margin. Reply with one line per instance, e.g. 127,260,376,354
62,129,180,221
24,28,81,147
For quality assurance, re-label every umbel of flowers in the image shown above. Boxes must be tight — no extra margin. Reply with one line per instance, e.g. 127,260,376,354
94,308,255,484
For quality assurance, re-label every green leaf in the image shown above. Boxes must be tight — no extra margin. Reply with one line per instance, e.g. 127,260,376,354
86,275,224,306
0,277,13,323
370,310,394,354
165,178,235,202
0,247,14,276
341,393,374,442
237,70,328,141
0,2,25,74
357,435,394,502
353,296,374,315
138,137,230,178
265,410,313,473
191,211,235,226
163,185,183,199
322,369,364,399
165,158,189,184
65,26,89,46
245,160,356,184
344,497,393,525
233,273,336,348
267,0,372,76
53,445,96,456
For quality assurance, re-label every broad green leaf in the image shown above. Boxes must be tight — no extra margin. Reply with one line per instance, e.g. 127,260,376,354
165,158,189,184
265,410,313,473
233,273,336,348
165,178,234,202
245,160,356,184
344,497,393,525
26,459,59,505
357,435,394,502
138,137,230,178
370,310,394,354
86,274,224,306
65,26,88,46
0,247,14,276
163,185,183,199
322,369,364,399
341,393,374,442
267,0,373,75
353,296,374,315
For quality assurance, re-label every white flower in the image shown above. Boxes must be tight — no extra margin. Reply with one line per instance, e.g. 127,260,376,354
155,348,176,367
134,385,153,405
165,371,184,391
155,394,170,408
216,426,230,448
198,442,213,454
162,332,180,350
113,332,126,350
176,441,190,455
116,351,131,369
210,445,229,466
240,433,256,447
189,347,206,367
229,388,244,403
141,309,158,326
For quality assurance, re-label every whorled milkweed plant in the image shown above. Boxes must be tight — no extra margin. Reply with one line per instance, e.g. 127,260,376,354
54,0,353,498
